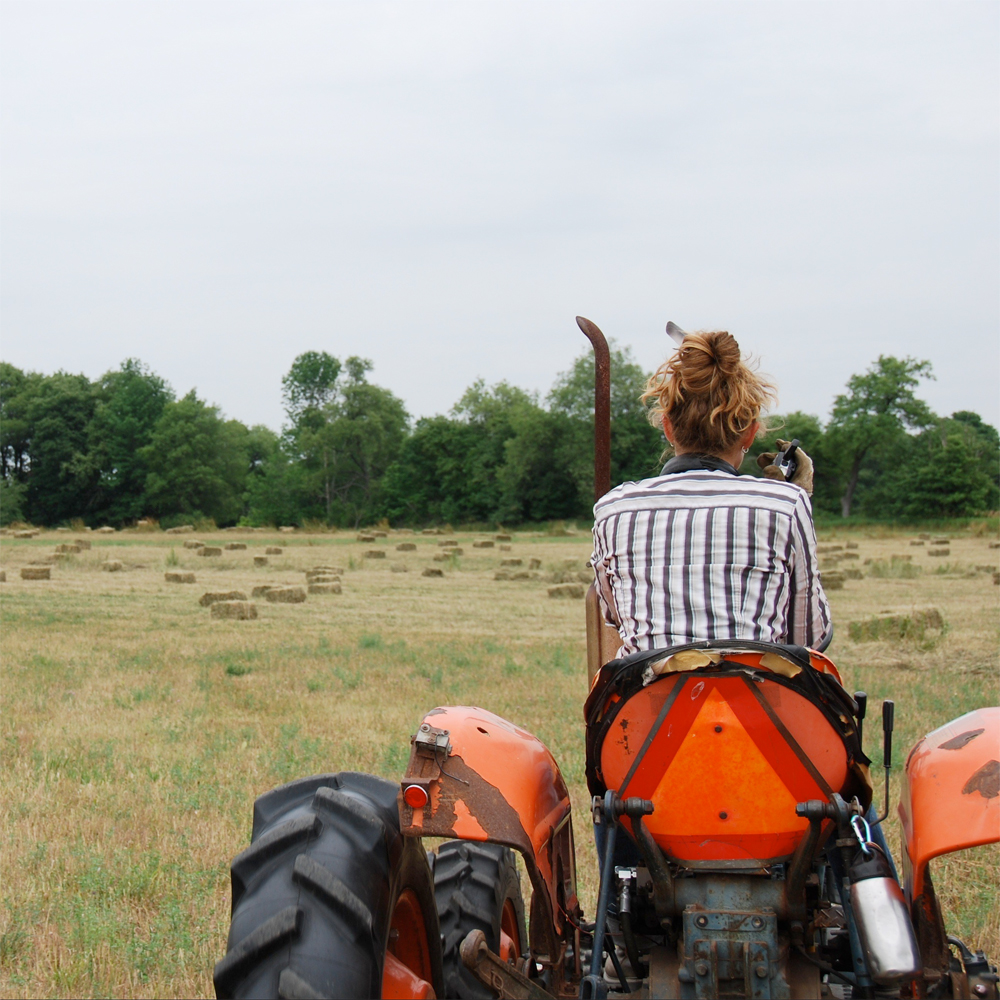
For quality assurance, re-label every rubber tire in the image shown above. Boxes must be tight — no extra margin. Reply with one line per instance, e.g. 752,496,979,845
432,840,526,999
214,771,443,999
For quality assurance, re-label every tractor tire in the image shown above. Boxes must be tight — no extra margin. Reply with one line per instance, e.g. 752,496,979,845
214,771,443,1000
432,840,526,999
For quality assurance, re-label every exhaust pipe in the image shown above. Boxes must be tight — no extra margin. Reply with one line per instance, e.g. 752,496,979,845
576,316,611,501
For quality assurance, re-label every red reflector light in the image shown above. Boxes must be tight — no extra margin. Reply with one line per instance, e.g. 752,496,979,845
403,784,429,808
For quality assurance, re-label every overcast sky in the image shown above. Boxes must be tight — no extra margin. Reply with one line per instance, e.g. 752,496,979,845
2,1,997,432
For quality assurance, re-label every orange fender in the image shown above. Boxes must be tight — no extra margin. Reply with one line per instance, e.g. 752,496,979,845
899,706,1000,902
398,707,578,967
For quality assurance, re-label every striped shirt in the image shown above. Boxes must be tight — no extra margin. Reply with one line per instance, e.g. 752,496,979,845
591,470,831,655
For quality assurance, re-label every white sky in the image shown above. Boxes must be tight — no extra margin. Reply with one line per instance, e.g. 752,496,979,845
2,1,997,430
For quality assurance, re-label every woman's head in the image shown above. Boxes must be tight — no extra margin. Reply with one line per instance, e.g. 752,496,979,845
641,330,776,456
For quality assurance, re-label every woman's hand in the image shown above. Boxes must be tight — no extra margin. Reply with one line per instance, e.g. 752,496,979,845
757,439,814,495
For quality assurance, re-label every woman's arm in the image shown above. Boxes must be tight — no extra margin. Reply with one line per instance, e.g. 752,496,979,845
788,491,832,649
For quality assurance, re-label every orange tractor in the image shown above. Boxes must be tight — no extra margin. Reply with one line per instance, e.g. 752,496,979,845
213,319,999,1000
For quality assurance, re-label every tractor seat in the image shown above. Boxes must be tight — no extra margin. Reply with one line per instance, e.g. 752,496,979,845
585,640,871,867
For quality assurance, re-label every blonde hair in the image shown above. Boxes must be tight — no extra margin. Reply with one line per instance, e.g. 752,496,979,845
641,331,776,454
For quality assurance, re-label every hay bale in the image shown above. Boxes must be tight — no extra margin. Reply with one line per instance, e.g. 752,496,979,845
96,526,116,534
820,570,845,590
548,583,584,599
918,533,931,540
501,558,522,567
396,542,417,551
266,586,307,603
166,525,195,534
165,572,196,583
849,608,944,642
909,540,925,546
817,545,843,554
308,582,342,595
891,553,913,561
364,550,386,559
14,530,37,538
989,541,1000,549
183,540,204,549
307,575,340,584
56,526,69,532
254,556,268,567
20,566,50,580
357,534,376,542
309,565,344,574
529,558,542,570
198,547,223,557
0,570,5,582
251,585,277,598
55,543,81,554
975,564,995,573
199,590,248,606
224,542,247,551
931,537,949,546
495,534,512,542
845,541,858,550
422,568,444,577
472,540,494,549
439,540,458,547
840,552,859,560
391,563,409,573
265,546,283,555
102,560,124,572
928,548,950,557
211,601,257,620
279,526,296,533
74,539,92,549
500,545,512,552
994,571,1000,586
373,531,388,538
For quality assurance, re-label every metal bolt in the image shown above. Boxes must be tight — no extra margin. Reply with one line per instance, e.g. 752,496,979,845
695,914,709,928
694,961,709,977
755,963,768,978
751,916,764,929
973,986,988,997
420,724,430,732
714,725,723,733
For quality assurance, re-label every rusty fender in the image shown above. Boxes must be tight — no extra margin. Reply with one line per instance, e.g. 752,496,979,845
398,706,580,966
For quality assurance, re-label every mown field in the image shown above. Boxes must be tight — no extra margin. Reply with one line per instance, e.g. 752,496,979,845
1,524,998,998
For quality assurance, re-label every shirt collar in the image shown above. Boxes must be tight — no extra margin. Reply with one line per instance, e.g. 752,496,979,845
661,454,742,477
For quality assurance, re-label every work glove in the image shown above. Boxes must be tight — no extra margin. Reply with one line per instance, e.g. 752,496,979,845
757,439,814,496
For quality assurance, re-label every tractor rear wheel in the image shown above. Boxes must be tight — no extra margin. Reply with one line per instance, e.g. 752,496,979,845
214,772,443,999
432,841,526,999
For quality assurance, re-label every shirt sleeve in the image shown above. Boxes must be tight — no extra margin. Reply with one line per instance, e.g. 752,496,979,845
591,511,621,628
787,490,832,648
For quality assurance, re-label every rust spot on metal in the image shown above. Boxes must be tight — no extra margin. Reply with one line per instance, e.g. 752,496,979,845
939,729,985,751
962,759,1000,799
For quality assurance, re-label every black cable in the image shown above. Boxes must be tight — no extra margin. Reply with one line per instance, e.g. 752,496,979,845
793,943,857,987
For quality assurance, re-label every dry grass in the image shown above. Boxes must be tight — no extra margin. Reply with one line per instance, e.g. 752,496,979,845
0,526,998,998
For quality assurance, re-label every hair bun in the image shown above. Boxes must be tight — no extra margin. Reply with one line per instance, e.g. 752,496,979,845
678,331,741,393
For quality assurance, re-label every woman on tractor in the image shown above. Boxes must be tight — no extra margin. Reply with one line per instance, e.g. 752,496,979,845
590,327,829,655
589,327,894,888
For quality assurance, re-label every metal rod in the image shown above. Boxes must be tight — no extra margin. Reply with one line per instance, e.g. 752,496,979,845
576,316,611,501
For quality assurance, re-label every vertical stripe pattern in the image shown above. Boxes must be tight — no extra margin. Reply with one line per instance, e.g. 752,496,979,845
591,471,831,654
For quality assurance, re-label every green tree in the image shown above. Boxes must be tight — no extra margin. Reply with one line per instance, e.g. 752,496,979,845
0,475,27,525
23,372,98,525
281,351,341,422
85,359,173,524
827,356,935,517
0,363,38,481
548,344,663,498
141,391,249,525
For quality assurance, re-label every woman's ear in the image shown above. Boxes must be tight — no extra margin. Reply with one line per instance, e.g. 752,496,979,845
740,421,760,452
662,415,675,444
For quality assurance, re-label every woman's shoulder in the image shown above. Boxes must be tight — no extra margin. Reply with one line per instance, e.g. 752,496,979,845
594,470,808,518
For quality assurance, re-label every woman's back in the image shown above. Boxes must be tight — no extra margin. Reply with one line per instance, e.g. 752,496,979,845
592,465,830,654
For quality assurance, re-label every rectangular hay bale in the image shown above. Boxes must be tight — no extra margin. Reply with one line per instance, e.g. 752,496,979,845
20,566,50,580
224,542,247,551
199,590,248,606
183,540,204,549
198,547,223,557
165,572,196,583
210,601,257,620
396,543,417,551
308,582,342,594
265,547,283,555
266,586,307,603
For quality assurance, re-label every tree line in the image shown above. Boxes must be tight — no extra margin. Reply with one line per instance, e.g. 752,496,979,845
1,348,996,529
